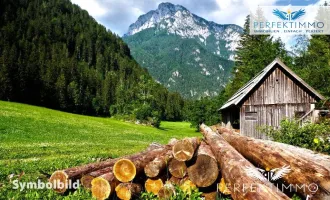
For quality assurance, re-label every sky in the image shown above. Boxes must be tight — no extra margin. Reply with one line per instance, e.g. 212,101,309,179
70,0,322,48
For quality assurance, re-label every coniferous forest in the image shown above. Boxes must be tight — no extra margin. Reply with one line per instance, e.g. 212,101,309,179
0,0,185,124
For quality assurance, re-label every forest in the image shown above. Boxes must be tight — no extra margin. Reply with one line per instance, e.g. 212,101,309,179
0,0,185,126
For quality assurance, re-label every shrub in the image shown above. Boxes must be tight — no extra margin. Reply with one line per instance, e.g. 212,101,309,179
259,119,330,154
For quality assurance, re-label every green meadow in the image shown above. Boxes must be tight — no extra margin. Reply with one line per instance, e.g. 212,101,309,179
0,101,199,199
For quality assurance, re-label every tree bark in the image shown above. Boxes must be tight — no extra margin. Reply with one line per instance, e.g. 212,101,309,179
200,124,290,200
168,158,187,178
115,183,142,200
217,126,330,199
144,150,172,178
172,137,200,161
91,173,118,200
188,141,219,187
49,143,163,193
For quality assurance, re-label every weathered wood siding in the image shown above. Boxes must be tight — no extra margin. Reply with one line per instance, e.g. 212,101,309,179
240,66,317,139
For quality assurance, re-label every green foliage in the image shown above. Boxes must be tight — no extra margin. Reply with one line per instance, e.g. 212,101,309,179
184,91,227,130
291,193,303,200
0,0,185,124
223,15,292,98
0,101,199,199
259,119,330,154
139,185,203,200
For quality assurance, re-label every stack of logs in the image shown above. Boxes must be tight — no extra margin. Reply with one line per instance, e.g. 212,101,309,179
49,124,330,200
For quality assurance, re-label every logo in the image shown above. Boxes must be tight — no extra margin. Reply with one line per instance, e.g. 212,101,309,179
273,8,306,21
250,6,330,35
245,165,291,182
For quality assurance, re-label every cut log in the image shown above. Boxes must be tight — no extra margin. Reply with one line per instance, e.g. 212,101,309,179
145,178,164,195
188,141,219,187
115,183,142,200
81,166,115,189
172,137,200,161
49,143,163,193
217,126,330,199
158,182,175,200
144,151,172,178
114,145,171,182
91,172,120,200
168,158,187,178
80,175,94,189
90,145,170,199
113,159,136,182
200,124,290,200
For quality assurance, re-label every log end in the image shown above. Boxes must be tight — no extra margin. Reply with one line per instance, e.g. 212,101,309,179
188,155,219,187
144,163,159,178
145,178,164,195
115,183,132,200
169,159,187,178
80,175,94,189
172,140,194,161
113,159,136,182
91,177,111,200
49,170,69,193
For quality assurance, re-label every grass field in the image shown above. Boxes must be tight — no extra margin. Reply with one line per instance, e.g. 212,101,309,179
0,101,199,199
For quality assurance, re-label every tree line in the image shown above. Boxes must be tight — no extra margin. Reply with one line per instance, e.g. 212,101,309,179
0,0,185,126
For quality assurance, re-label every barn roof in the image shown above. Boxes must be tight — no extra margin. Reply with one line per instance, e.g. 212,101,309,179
220,58,324,110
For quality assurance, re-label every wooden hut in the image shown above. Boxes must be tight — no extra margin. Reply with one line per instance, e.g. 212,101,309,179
220,58,324,139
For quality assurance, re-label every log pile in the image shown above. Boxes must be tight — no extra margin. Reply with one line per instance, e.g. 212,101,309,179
49,125,330,200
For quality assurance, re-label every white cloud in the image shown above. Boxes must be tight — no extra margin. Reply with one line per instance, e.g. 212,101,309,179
71,0,107,17
210,0,278,27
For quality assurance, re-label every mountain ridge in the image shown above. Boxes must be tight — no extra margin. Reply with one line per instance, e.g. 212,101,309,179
123,2,243,99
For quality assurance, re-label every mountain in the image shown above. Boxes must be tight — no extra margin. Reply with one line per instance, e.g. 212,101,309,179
0,0,185,121
123,2,243,99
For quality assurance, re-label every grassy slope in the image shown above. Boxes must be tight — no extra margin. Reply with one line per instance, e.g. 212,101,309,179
0,101,199,199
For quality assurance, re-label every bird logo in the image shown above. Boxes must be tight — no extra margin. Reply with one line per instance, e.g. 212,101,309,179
245,165,291,182
273,8,306,21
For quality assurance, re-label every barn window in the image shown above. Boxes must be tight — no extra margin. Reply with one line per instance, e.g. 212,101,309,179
245,112,257,120
294,111,306,118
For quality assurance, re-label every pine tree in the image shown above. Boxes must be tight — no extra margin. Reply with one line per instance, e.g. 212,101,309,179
294,4,330,98
224,15,291,98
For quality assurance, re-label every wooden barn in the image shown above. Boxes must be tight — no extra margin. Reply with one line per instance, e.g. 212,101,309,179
220,58,325,139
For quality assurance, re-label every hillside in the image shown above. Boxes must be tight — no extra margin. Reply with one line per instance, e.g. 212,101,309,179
0,0,184,121
123,2,243,99
0,101,199,199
